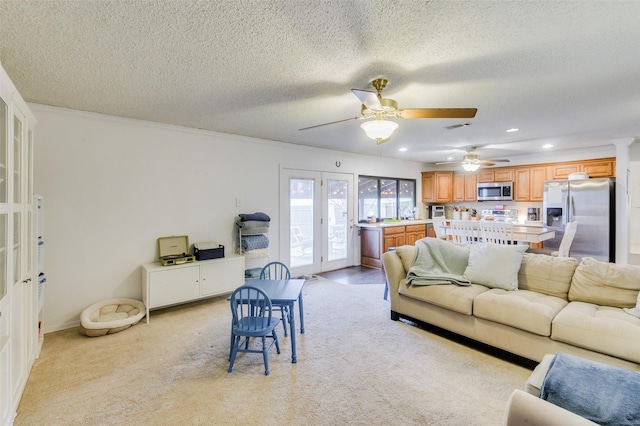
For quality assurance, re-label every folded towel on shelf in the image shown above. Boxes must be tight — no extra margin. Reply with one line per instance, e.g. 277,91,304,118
235,220,270,233
238,212,271,222
244,267,263,279
238,248,269,259
241,235,270,251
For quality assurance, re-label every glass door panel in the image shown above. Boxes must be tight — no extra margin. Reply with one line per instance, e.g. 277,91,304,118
322,173,353,271
282,168,354,276
13,115,21,204
289,178,315,269
12,213,20,284
327,179,348,261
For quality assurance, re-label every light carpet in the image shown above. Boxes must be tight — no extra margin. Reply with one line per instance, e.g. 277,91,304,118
16,279,531,425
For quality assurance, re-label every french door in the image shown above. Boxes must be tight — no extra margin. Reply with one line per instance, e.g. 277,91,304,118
280,169,354,277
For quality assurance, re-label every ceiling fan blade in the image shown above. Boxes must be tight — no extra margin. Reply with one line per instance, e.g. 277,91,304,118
445,122,472,130
376,137,391,145
351,89,382,111
434,161,460,166
486,159,510,163
299,116,363,131
398,108,478,119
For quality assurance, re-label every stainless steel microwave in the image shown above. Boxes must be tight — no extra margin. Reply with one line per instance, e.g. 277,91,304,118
477,181,513,201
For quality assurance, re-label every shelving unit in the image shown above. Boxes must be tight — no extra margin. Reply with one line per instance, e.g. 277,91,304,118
236,216,270,280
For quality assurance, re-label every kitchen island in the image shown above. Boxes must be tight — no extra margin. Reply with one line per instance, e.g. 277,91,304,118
358,220,433,268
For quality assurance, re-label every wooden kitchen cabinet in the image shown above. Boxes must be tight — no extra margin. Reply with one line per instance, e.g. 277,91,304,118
530,166,547,200
476,170,494,183
435,172,453,202
422,171,453,203
361,226,405,268
360,227,382,268
425,157,614,202
404,224,426,246
514,166,547,201
383,226,406,255
421,172,435,202
514,168,530,201
581,158,615,177
494,169,515,181
550,158,615,179
360,224,426,268
453,172,477,202
550,163,580,180
477,168,514,183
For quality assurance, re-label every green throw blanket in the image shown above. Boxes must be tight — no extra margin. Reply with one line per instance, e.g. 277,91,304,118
406,238,471,286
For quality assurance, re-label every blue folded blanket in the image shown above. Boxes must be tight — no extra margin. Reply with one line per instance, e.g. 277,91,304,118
239,212,270,222
241,235,270,251
540,352,640,425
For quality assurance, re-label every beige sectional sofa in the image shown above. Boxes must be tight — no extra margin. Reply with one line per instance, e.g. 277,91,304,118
382,238,640,371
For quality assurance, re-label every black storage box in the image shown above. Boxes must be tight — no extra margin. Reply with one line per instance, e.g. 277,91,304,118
193,242,225,260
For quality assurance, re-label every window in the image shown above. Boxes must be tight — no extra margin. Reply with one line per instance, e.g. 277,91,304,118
358,176,416,222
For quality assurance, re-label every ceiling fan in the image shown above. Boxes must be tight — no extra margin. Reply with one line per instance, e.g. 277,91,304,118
299,78,478,144
435,147,510,171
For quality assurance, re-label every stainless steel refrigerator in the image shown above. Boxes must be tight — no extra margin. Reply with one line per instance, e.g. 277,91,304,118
542,178,615,262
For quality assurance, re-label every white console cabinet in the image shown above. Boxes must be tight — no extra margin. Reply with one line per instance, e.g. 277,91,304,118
141,256,244,323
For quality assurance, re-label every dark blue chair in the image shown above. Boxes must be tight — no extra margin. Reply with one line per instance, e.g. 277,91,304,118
259,261,291,336
228,286,281,375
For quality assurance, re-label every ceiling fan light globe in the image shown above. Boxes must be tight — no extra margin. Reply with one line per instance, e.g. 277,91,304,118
360,120,399,141
461,163,481,172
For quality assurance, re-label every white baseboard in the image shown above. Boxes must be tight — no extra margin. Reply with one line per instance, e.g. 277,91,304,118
43,319,80,334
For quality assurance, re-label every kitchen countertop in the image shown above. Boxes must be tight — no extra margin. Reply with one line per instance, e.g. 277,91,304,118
356,219,547,229
356,219,432,228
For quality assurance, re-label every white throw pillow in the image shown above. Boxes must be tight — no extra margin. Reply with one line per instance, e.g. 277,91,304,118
464,244,528,290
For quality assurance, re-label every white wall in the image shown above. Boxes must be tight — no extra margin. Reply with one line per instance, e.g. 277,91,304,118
30,104,425,331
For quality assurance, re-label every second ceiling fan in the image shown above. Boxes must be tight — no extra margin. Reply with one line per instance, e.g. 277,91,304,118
300,78,478,144
435,147,510,171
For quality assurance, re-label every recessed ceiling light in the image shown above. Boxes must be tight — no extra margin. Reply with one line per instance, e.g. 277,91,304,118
543,143,554,149
506,128,519,133
447,156,454,160
398,147,408,152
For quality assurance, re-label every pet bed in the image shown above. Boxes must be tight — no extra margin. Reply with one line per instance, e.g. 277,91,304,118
79,298,146,337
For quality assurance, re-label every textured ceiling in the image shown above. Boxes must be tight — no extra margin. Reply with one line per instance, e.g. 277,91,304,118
1,0,639,164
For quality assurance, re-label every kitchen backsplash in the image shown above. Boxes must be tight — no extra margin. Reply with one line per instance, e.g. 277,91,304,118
433,201,543,222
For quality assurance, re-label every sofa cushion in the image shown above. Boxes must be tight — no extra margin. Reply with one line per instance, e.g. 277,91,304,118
552,301,640,364
398,283,488,315
463,244,528,290
394,245,417,273
568,257,640,308
518,253,579,300
473,289,568,336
